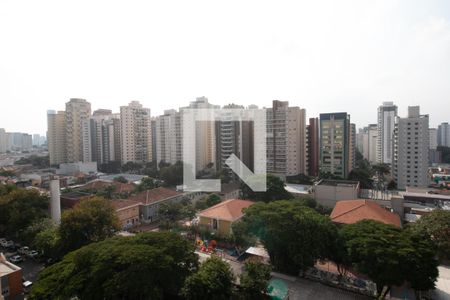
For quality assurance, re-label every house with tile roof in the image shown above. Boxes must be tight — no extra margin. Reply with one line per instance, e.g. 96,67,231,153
128,187,186,223
197,199,254,236
330,199,402,227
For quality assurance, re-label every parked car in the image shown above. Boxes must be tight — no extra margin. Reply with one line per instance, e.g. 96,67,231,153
27,250,39,259
0,238,7,247
4,240,15,249
18,246,30,255
23,280,33,293
9,255,23,263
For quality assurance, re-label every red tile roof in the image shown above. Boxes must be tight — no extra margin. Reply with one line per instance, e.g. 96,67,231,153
78,179,135,193
129,187,181,205
330,199,401,227
111,199,142,210
198,199,254,222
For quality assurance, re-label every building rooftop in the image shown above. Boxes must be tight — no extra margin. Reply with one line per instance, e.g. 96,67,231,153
78,179,135,193
60,191,92,200
111,199,142,210
0,253,20,277
129,187,181,205
198,199,254,222
316,179,360,188
330,199,401,227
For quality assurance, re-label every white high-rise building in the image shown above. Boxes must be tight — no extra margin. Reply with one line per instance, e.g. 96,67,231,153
267,100,307,178
65,98,92,163
393,106,429,190
437,122,450,147
368,124,378,164
47,110,67,165
120,101,152,164
377,102,398,164
155,109,183,166
356,127,369,160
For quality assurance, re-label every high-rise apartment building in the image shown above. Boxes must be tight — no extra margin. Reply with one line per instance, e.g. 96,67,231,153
356,127,369,160
182,97,219,171
319,112,351,178
348,123,356,172
393,106,429,190
367,124,378,164
120,101,152,164
437,122,450,147
85,109,122,165
155,109,183,167
307,118,319,177
266,100,307,178
429,128,438,150
0,128,7,153
65,98,92,163
215,104,255,178
377,102,398,164
47,110,67,165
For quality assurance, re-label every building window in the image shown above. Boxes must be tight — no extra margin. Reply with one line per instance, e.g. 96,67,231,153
212,219,218,230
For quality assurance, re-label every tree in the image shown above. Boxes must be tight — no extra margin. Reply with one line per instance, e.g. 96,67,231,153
121,161,142,173
14,155,50,168
339,220,438,299
0,188,49,238
239,200,337,275
30,232,198,300
160,161,184,186
239,260,272,299
181,256,235,300
347,168,373,189
411,209,450,262
58,197,120,254
241,174,293,202
136,177,156,192
206,194,221,207
113,176,128,183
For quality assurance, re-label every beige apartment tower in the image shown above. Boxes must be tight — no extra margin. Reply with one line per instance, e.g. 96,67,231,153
120,101,152,164
266,100,307,178
65,98,92,163
47,110,67,165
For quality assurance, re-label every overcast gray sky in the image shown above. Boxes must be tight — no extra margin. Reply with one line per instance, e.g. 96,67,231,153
1,0,449,135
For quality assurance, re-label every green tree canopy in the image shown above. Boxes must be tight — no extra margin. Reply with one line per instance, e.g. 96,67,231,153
340,220,438,298
58,197,120,254
239,260,272,299
241,174,293,202
30,232,198,300
136,177,156,192
181,256,235,300
238,200,337,275
206,194,221,207
410,209,450,262
160,161,184,186
0,188,49,238
113,176,128,183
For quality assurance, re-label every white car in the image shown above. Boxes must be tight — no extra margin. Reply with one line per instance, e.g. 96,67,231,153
4,240,14,249
10,255,23,263
27,250,39,259
0,238,7,247
18,246,30,255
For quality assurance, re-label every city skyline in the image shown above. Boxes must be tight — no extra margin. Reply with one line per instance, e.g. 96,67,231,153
1,0,450,134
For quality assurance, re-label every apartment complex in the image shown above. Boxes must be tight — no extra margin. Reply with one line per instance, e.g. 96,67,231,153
266,100,307,178
65,98,92,163
120,101,152,164
0,129,6,153
307,118,319,177
377,102,398,164
215,104,255,177
155,109,182,166
437,122,450,147
319,112,352,178
47,110,67,165
393,106,429,190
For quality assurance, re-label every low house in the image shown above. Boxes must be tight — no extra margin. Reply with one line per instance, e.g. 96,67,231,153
111,199,142,230
0,253,23,300
330,199,402,227
197,199,254,236
313,179,360,208
128,187,185,223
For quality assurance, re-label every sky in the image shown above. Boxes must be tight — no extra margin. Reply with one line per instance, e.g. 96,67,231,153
1,0,450,135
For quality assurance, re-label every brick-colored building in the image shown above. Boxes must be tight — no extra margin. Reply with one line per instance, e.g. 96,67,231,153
0,253,23,300
111,199,142,229
198,199,254,236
